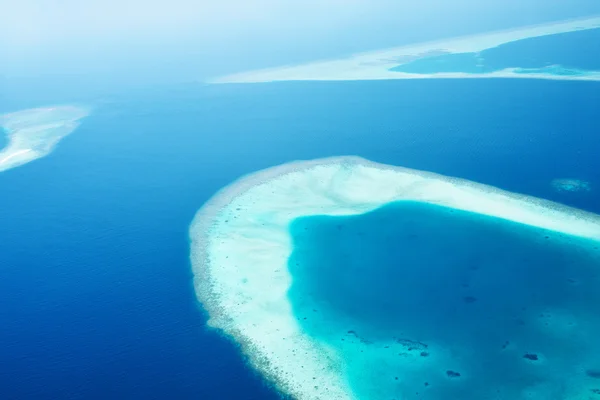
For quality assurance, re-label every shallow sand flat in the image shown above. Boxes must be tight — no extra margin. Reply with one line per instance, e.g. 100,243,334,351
189,156,600,399
0,106,90,172
552,178,592,192
211,16,600,83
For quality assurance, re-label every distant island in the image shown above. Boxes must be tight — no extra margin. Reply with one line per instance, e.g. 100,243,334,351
0,106,90,172
212,16,600,83
390,28,600,77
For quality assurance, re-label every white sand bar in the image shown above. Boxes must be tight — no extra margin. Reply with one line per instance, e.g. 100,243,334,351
0,105,90,172
189,156,600,399
212,16,600,83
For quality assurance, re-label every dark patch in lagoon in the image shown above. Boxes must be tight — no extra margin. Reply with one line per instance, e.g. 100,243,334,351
287,201,600,400
446,370,461,378
395,338,428,351
346,330,373,344
463,296,477,304
523,353,539,361
587,370,600,379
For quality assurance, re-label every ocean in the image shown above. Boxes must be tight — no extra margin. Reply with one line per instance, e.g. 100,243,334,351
1,78,599,399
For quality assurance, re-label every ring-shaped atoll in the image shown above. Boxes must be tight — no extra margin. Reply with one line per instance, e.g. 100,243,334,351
189,156,600,399
0,105,90,172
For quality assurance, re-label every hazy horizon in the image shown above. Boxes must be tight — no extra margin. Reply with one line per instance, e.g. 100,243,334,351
3,1,600,103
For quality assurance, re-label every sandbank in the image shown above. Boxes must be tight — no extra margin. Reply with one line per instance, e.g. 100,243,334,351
0,106,90,172
189,156,600,399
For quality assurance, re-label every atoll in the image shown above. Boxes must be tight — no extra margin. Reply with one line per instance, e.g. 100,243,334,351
189,156,600,399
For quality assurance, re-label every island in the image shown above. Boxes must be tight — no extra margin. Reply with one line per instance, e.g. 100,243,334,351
0,105,90,173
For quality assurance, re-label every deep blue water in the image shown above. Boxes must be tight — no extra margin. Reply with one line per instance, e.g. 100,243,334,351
288,201,600,399
391,28,600,74
1,78,599,399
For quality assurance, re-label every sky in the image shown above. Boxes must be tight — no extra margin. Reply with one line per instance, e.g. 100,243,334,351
2,0,600,98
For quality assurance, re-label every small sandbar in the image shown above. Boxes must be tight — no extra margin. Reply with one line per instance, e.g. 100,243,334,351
0,105,90,172
211,16,600,83
189,156,600,399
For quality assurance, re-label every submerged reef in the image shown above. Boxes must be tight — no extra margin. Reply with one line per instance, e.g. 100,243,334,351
189,157,600,399
552,178,592,193
0,105,89,172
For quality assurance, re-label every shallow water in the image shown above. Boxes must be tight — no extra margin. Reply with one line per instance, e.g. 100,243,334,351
0,127,7,151
391,28,600,74
288,201,600,399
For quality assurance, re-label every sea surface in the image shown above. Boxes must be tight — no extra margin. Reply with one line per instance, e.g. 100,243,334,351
1,78,600,399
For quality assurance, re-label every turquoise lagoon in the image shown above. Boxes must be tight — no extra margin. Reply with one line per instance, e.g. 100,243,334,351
289,201,600,400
